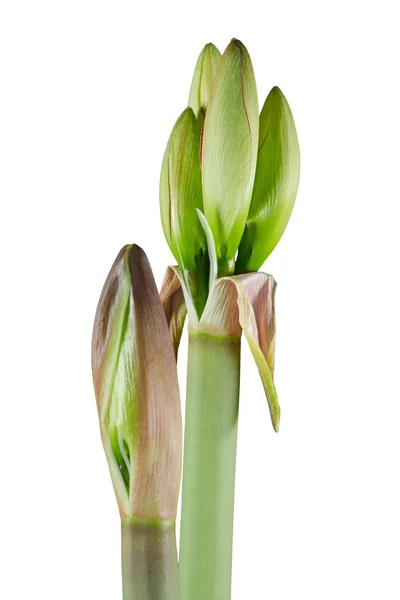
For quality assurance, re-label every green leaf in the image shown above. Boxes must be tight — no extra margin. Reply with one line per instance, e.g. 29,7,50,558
188,43,221,120
236,87,300,273
159,108,206,271
201,39,259,275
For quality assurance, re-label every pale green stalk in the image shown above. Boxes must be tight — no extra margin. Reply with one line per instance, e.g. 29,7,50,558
179,331,241,600
121,520,179,600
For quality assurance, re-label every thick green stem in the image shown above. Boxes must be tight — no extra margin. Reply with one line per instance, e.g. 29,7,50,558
179,332,241,600
121,519,179,600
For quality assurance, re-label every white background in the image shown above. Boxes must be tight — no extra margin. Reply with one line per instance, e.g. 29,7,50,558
1,1,399,598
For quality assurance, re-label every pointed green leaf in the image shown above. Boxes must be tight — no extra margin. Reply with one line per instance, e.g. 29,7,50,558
188,43,221,120
236,87,300,273
92,245,182,519
202,39,259,275
159,108,206,271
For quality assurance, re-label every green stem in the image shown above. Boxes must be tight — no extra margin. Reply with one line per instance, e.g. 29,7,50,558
121,519,179,600
179,331,241,600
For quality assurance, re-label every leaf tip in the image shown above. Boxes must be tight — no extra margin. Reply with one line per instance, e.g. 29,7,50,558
273,410,280,433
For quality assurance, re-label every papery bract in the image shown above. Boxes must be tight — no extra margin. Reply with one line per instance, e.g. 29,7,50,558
163,262,279,431
160,266,187,358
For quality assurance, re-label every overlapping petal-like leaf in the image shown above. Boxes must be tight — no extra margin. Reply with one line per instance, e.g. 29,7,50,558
236,86,300,273
92,245,182,520
202,39,259,275
188,43,221,121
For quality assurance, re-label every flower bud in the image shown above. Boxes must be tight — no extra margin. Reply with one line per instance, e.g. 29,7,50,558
188,43,221,120
201,39,259,276
159,108,206,272
236,87,300,273
91,245,182,520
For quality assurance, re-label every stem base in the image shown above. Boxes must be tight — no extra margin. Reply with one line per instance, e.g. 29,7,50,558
121,519,178,600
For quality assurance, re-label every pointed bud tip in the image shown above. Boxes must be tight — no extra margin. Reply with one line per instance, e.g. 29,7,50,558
228,39,251,56
171,107,196,130
128,243,146,267
225,38,245,55
269,86,286,101
183,105,195,116
204,42,219,51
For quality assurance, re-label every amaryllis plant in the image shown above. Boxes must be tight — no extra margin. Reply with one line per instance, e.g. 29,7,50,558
92,38,300,600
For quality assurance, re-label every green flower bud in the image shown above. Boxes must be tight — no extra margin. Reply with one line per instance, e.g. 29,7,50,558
201,39,259,276
188,43,221,121
91,245,182,520
236,87,300,273
159,107,206,272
